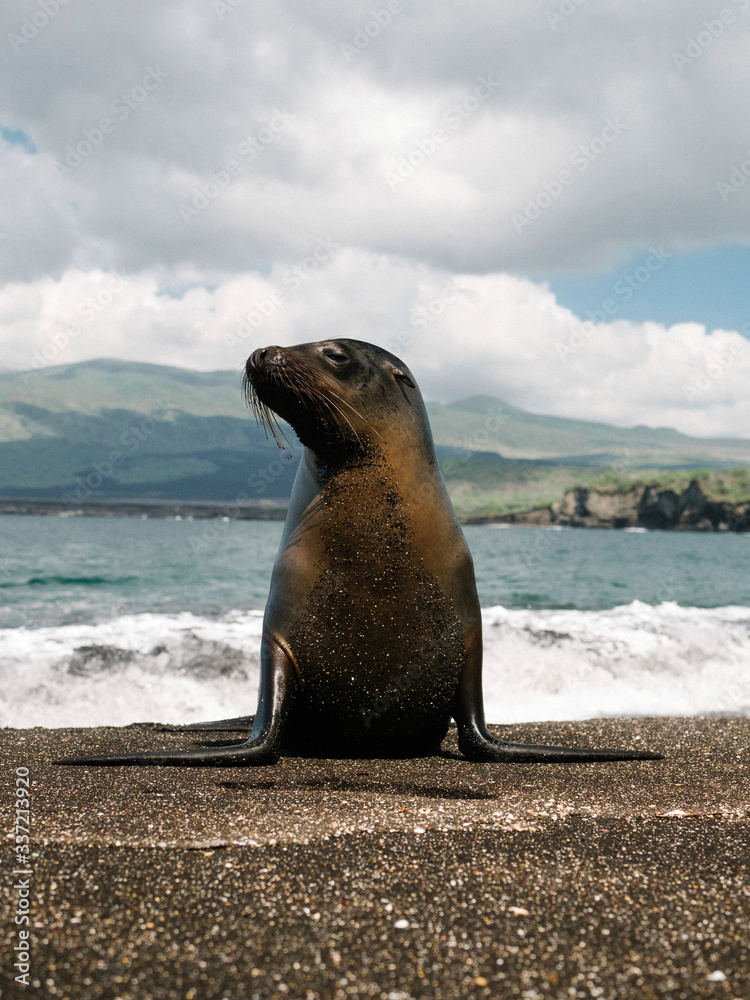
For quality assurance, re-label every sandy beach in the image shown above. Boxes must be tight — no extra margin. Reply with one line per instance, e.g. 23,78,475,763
2,717,748,999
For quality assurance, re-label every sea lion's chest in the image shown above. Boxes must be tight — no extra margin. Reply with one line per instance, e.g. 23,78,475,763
284,457,465,749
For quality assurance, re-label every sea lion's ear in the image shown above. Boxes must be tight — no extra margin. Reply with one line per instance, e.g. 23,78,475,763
392,368,416,388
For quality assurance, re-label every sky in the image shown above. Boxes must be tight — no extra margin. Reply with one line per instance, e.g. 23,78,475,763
1,0,749,438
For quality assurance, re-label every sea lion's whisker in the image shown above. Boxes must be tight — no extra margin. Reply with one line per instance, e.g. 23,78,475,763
243,370,294,452
317,390,363,446
324,387,370,425
323,388,384,443
308,389,353,434
244,357,373,450
280,366,364,446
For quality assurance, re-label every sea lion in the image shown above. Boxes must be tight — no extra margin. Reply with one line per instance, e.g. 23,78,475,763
60,340,661,766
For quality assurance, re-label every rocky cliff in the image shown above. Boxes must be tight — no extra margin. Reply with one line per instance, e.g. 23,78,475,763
468,479,750,531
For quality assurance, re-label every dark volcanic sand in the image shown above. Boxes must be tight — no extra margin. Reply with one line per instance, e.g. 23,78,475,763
2,717,748,1000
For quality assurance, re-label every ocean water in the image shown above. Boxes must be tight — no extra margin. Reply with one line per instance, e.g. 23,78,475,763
1,514,749,728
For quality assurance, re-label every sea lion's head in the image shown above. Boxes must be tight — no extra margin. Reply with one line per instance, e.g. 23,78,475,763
244,339,430,461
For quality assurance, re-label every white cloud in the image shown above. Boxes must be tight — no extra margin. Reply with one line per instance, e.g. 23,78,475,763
1,1,749,439
3,252,749,438
1,0,750,277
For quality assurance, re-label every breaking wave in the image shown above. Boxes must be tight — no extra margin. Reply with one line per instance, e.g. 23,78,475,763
1,602,749,728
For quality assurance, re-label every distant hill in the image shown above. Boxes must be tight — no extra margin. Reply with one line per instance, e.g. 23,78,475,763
426,395,750,468
1,359,749,515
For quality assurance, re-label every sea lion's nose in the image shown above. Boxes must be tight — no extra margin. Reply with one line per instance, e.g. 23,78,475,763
247,346,280,371
248,348,266,370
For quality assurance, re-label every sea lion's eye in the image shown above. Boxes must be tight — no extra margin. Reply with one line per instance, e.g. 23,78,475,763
323,350,350,367
393,368,416,388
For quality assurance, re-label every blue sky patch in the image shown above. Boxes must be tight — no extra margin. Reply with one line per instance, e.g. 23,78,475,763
538,245,750,337
1,125,36,154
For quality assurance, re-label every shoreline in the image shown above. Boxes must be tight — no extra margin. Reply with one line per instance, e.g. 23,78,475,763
466,479,750,532
2,496,749,531
0,497,289,520
2,717,748,998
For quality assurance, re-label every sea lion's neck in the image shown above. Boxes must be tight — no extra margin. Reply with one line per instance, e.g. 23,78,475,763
311,440,383,485
304,436,447,533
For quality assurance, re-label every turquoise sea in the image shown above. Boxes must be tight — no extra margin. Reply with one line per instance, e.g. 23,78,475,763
2,515,749,628
1,515,749,727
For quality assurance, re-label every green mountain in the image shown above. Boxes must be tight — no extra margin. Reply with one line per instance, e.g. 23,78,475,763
0,361,294,502
1,359,749,515
426,396,750,467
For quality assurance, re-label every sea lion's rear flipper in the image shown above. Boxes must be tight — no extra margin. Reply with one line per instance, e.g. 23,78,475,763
458,734,663,763
159,716,254,732
55,638,293,767
453,633,663,764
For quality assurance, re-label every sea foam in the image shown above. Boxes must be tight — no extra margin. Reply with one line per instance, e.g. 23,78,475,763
1,602,749,728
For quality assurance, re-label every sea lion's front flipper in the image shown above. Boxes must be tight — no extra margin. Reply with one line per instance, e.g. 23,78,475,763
56,637,293,767
453,632,663,764
159,716,254,732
